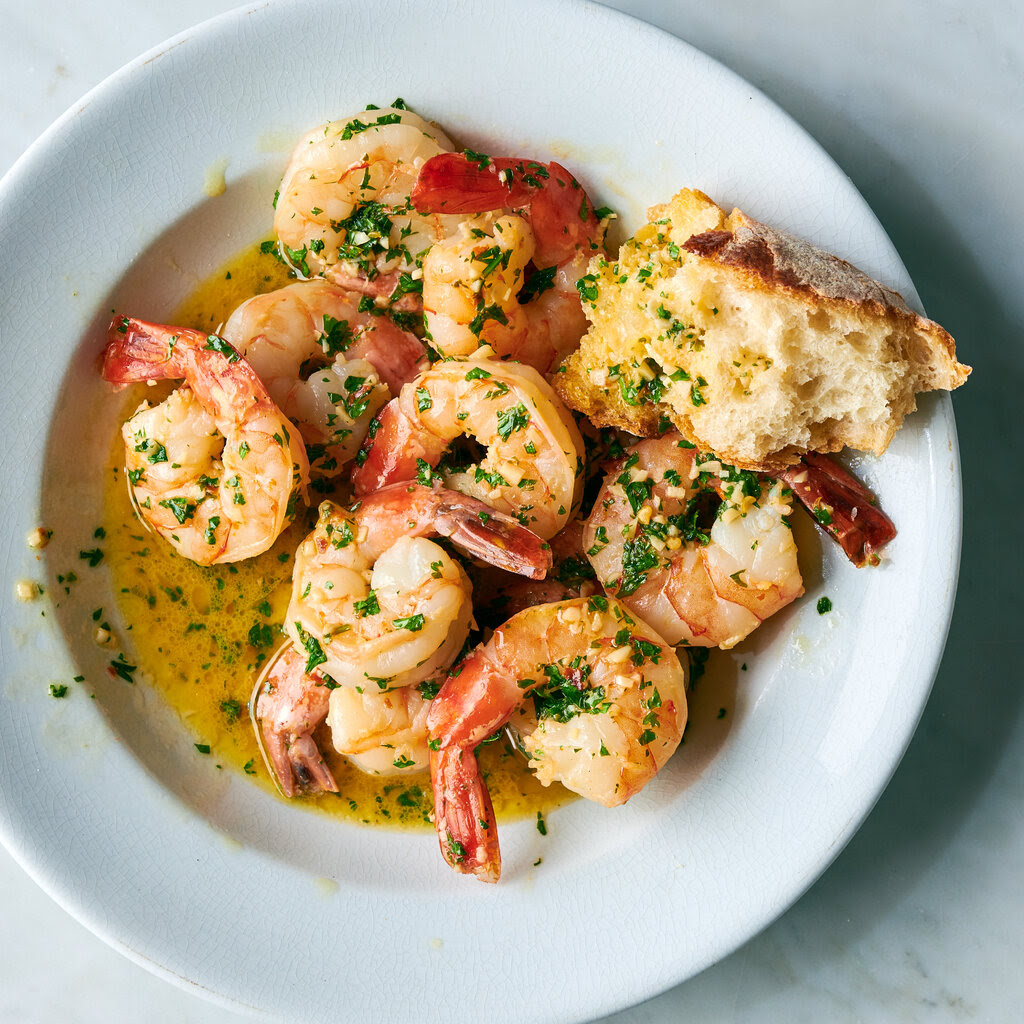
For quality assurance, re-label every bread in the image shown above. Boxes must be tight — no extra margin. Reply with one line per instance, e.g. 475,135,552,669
555,189,970,472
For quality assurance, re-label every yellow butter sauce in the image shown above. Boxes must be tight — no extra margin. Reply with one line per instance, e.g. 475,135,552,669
103,241,574,830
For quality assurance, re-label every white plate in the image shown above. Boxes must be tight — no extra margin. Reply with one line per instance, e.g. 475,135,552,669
0,1,961,1021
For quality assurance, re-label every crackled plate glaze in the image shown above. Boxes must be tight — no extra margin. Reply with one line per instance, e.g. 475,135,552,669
0,1,960,1021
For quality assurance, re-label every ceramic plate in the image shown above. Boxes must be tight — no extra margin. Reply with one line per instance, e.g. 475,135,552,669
0,1,961,1021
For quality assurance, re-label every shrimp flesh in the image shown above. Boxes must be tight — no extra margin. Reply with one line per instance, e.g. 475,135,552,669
273,105,462,305
351,358,585,539
253,643,338,798
411,153,607,373
102,316,308,565
287,483,551,692
781,452,897,567
584,433,803,649
427,596,688,881
221,279,428,476
326,683,432,775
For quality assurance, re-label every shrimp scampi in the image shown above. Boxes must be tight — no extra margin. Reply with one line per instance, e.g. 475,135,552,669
412,152,608,375
352,358,585,539
286,482,551,693
101,316,308,565
97,102,897,886
427,597,688,881
585,433,803,649
221,279,427,477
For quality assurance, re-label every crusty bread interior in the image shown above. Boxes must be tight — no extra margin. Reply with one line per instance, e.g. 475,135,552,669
556,189,970,472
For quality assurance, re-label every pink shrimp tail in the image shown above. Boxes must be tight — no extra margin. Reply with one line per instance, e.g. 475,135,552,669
429,746,501,882
427,639,552,882
781,453,897,567
433,497,551,580
101,315,199,383
255,646,338,799
411,153,602,265
351,482,552,580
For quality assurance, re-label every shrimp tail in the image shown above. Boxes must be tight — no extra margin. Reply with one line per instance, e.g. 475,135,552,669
102,315,193,384
433,494,552,580
781,453,897,567
102,316,250,404
429,745,501,883
351,399,437,496
411,153,601,265
253,646,339,799
261,729,339,800
411,152,518,214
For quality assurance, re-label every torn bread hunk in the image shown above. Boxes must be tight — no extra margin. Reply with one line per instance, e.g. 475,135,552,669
555,189,970,473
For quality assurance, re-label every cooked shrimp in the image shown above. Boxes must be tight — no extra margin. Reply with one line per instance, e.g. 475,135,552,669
252,643,338,798
326,684,432,775
252,642,432,796
351,358,585,539
585,434,803,649
427,596,688,881
273,105,462,304
221,279,428,476
102,316,308,565
287,483,551,692
412,152,607,373
469,518,597,628
781,452,897,567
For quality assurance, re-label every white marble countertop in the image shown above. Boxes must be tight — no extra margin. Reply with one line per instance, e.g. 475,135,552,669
2,1,1021,1021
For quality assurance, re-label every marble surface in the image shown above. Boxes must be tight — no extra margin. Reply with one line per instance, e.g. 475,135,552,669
2,1,1021,1021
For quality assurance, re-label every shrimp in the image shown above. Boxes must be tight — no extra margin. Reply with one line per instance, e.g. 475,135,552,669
584,433,803,649
427,597,688,882
351,359,585,539
287,483,551,692
411,152,607,373
469,518,597,628
101,316,308,565
781,452,897,567
326,684,432,775
252,642,432,796
220,279,428,477
273,105,462,305
253,643,338,798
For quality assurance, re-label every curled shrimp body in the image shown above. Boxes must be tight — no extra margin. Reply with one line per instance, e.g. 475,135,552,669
102,316,308,565
351,359,585,539
427,597,687,881
287,483,551,692
273,106,461,303
253,644,338,798
221,280,428,476
585,434,804,650
411,153,607,374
